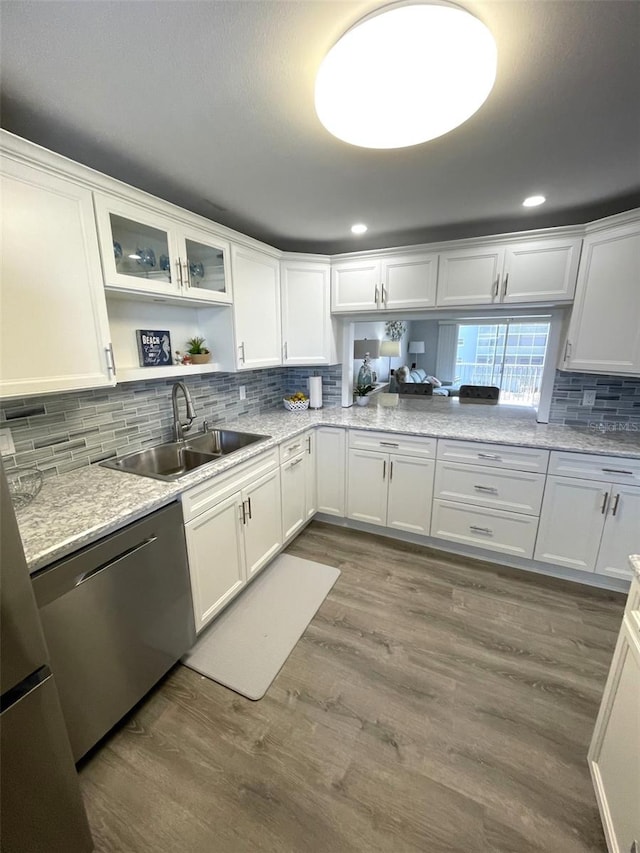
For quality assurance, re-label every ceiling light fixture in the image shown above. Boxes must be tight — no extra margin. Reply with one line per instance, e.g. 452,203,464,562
351,223,368,234
522,195,546,207
315,1,497,149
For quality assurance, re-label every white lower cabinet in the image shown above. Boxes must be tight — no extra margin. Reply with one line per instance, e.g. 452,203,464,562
535,474,640,581
182,451,282,633
316,427,346,516
346,431,436,534
589,602,640,853
304,430,317,520
281,451,306,541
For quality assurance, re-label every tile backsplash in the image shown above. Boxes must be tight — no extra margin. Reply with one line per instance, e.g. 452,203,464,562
0,365,342,478
549,370,640,428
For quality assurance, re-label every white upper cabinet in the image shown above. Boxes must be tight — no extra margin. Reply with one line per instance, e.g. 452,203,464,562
94,194,231,305
437,246,505,307
437,236,581,307
0,156,115,399
331,251,438,312
232,245,281,370
281,259,335,365
564,219,640,375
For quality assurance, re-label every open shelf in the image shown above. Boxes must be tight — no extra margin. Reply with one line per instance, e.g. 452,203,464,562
116,363,222,383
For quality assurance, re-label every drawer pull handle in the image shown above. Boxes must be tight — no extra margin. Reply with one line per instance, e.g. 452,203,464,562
601,491,609,515
478,453,501,461
288,444,301,454
474,485,498,494
601,468,633,475
380,442,399,448
289,457,303,468
611,493,620,516
469,525,493,535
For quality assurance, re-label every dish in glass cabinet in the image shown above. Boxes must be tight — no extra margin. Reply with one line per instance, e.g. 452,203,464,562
113,241,123,260
159,254,171,271
136,247,156,269
189,262,205,279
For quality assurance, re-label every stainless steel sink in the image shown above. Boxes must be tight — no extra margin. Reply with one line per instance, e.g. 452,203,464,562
186,429,270,457
101,430,270,481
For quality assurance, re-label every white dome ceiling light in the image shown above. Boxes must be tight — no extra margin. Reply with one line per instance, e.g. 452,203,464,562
522,195,547,207
351,223,368,234
315,1,497,149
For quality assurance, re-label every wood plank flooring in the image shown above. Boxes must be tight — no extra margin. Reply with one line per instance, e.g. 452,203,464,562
78,521,625,853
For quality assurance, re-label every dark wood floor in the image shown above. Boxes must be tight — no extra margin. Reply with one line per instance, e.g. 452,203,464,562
79,521,625,853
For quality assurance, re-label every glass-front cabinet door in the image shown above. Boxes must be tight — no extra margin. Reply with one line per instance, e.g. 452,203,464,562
94,194,181,297
177,228,231,304
94,194,231,304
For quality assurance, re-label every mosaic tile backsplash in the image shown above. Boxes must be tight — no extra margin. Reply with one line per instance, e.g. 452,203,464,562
549,370,640,429
0,365,342,478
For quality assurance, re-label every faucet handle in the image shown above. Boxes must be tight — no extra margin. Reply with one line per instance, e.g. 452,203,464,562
202,420,209,433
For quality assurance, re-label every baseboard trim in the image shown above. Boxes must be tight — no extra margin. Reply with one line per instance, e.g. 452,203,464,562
313,513,631,593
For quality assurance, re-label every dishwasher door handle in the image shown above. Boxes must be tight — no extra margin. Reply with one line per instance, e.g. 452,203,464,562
74,536,157,588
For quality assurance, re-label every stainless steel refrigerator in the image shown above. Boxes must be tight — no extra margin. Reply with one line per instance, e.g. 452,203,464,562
0,461,93,852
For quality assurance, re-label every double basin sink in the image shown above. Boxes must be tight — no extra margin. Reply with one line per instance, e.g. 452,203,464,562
102,429,270,481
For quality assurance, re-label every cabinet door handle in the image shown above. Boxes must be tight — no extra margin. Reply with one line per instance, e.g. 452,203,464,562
564,339,572,362
105,343,117,378
502,273,509,297
382,284,387,307
306,436,312,454
175,260,183,288
474,484,498,494
380,441,399,448
238,342,246,364
470,525,493,535
389,460,394,481
601,491,609,514
239,502,246,525
493,274,500,298
374,285,379,306
611,493,620,516
283,341,288,361
182,261,190,288
601,468,633,476
246,496,252,519
478,453,501,461
382,460,386,480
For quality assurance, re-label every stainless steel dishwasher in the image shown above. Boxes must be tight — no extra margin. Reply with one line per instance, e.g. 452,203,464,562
32,502,195,761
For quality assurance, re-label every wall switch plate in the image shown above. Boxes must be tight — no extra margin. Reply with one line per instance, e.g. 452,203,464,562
239,385,246,401
0,428,15,456
582,390,597,406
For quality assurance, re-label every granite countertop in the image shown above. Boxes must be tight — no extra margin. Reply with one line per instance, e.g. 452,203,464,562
17,396,640,573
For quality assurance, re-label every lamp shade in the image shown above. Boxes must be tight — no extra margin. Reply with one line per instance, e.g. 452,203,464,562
409,341,426,354
380,340,402,358
353,339,381,359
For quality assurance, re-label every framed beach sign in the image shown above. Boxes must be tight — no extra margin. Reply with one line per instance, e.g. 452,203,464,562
136,329,172,366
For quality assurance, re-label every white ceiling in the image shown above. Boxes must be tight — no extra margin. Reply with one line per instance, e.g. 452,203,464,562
1,1,639,254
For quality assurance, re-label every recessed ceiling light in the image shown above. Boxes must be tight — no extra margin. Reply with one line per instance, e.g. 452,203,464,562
351,223,368,234
315,2,497,149
522,195,546,207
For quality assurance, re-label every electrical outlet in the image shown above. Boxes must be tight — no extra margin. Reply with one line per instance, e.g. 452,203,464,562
582,390,596,407
239,385,246,401
0,428,15,456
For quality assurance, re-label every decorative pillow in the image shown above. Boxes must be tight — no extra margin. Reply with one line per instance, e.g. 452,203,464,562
395,365,412,383
410,368,428,382
426,375,442,387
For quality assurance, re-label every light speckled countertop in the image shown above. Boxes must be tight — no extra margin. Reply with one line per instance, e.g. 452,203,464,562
17,396,640,573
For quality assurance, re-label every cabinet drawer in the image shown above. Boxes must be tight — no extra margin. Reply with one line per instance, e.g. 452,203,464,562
431,499,538,559
181,448,279,522
280,432,309,463
436,439,549,473
349,429,436,459
548,451,640,485
434,461,545,516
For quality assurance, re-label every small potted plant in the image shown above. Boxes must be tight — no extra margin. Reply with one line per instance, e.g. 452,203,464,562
186,336,211,365
354,383,375,406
